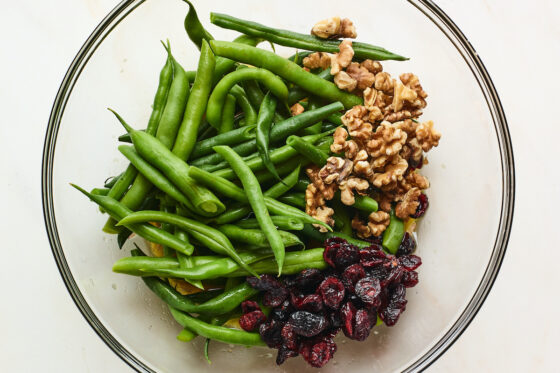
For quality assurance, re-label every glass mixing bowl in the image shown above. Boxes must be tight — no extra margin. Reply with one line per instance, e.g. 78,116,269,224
42,0,514,371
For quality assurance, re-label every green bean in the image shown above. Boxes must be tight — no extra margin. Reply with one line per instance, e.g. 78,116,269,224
182,0,213,49
118,132,132,143
287,51,313,65
217,225,303,249
252,158,307,184
104,173,122,188
214,146,285,274
294,177,310,192
241,79,265,108
191,126,256,158
91,188,109,196
112,255,218,277
255,92,280,181
210,13,407,61
321,122,339,133
160,203,175,257
146,44,175,136
156,43,190,149
143,277,258,316
175,210,204,289
278,193,305,209
177,328,197,342
169,307,265,347
230,85,257,126
301,97,323,135
128,251,271,279
227,247,327,277
213,166,300,225
286,135,329,166
334,191,379,213
206,68,289,129
219,94,236,134
116,210,259,276
382,210,404,255
326,113,343,126
101,163,138,211
212,35,262,85
118,145,195,210
288,69,333,105
72,185,193,255
190,102,343,166
172,40,214,161
236,216,303,231
332,199,353,236
209,41,362,109
114,112,225,216
212,132,328,180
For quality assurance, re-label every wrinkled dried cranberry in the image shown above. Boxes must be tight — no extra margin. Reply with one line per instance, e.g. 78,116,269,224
341,264,366,290
402,270,419,287
367,265,390,280
263,286,289,307
288,311,327,337
295,268,324,293
334,243,360,269
360,246,386,267
397,232,417,257
411,193,429,218
247,274,283,291
327,311,342,331
299,337,337,368
325,237,347,246
353,309,372,341
241,300,260,314
355,277,381,306
239,310,266,332
381,266,405,288
259,319,284,348
276,345,298,365
292,293,324,313
347,293,366,309
323,243,339,268
281,323,299,351
318,277,345,310
340,301,356,338
398,255,422,271
379,284,407,326
270,300,292,322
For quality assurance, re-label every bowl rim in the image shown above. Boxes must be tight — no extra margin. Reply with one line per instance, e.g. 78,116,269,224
42,0,515,371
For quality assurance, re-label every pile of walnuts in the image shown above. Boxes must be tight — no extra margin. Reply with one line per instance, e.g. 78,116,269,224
303,17,441,238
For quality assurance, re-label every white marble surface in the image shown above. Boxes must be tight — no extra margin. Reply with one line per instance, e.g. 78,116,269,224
1,0,558,371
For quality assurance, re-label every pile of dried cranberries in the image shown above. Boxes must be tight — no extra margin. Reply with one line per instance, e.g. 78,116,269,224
240,237,422,367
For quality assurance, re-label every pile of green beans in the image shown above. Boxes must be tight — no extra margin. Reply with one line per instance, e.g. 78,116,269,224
73,2,410,355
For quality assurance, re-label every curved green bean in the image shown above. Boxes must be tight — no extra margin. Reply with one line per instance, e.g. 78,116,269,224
206,68,289,129
191,125,256,159
230,85,257,127
236,216,303,231
209,40,362,108
255,92,280,181
217,225,303,249
286,134,329,166
219,94,236,134
182,0,213,49
169,307,265,347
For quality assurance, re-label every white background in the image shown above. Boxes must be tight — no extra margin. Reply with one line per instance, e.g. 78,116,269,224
1,0,558,371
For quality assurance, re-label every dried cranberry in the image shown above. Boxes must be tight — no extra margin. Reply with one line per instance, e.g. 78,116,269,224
241,300,260,314
341,264,366,290
295,268,324,293
323,243,339,268
259,319,284,348
246,274,283,291
281,323,298,351
239,310,266,332
270,300,292,322
355,277,381,306
397,232,417,257
360,246,386,267
367,265,390,280
381,266,405,288
347,293,366,309
411,193,429,218
288,311,327,337
340,301,356,338
263,286,289,307
379,284,407,326
299,337,337,368
398,255,422,271
334,243,359,269
327,311,343,331
276,345,298,365
402,270,419,287
293,293,324,313
318,277,345,310
353,309,372,341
